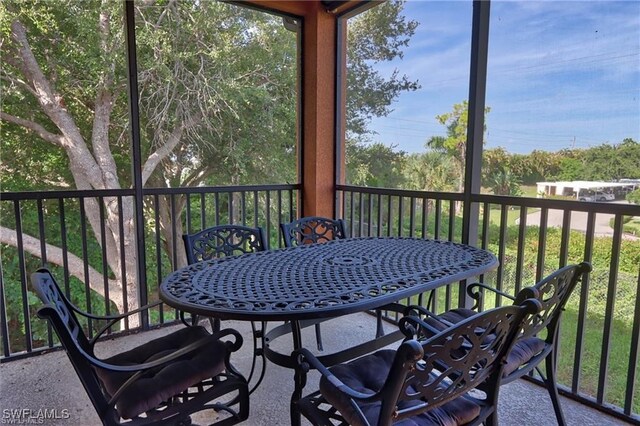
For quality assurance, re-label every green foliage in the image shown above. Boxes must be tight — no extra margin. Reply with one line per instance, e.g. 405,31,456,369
626,188,640,205
485,166,522,196
346,142,407,188
403,151,458,192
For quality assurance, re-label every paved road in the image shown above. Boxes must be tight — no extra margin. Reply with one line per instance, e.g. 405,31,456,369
525,201,639,241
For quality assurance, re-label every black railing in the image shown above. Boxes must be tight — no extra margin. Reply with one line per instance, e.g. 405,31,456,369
0,184,300,361
2,183,640,422
337,184,640,424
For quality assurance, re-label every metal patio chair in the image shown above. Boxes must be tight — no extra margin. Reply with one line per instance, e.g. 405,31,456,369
182,224,267,264
182,224,267,328
405,262,592,426
183,224,268,392
280,216,348,351
280,216,347,247
31,268,249,426
295,299,541,426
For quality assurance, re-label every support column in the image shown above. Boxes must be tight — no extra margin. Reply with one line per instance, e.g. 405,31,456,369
301,4,337,217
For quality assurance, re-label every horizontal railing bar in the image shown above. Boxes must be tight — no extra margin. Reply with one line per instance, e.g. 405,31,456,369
0,184,301,201
338,186,640,215
143,184,301,196
0,188,136,200
336,184,464,201
472,193,640,215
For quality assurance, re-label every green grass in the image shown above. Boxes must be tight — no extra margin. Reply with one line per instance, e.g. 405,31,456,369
557,308,639,412
521,185,539,198
624,218,640,236
487,205,540,227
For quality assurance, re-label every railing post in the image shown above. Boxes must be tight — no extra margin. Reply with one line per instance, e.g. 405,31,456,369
461,0,490,308
124,1,149,328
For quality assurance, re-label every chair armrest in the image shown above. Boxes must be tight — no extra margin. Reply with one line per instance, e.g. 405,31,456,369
403,304,456,326
295,348,383,402
403,304,439,318
466,283,515,309
210,327,244,353
376,302,407,315
77,301,163,345
399,314,449,340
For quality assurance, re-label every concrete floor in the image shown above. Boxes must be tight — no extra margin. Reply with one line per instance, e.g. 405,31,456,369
0,313,629,425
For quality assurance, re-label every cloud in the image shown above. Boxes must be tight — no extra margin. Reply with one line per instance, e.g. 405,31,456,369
353,0,639,154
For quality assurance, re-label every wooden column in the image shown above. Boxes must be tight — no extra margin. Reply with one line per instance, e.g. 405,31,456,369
300,4,337,217
240,1,341,217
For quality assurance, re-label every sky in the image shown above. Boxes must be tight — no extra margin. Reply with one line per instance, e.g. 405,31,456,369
362,0,640,155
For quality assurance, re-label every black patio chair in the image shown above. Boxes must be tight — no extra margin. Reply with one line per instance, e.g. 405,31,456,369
295,299,541,426
182,224,267,328
180,225,268,330
280,216,346,248
182,224,267,264
280,216,348,351
405,262,592,426
31,268,249,426
183,224,268,392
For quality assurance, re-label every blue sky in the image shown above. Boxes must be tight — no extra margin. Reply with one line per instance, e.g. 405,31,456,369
364,0,640,154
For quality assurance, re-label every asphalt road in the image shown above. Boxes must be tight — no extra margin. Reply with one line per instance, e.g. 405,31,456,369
525,200,638,240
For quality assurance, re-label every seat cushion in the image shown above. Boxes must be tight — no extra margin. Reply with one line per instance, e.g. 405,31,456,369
319,349,480,426
436,309,546,377
94,326,227,419
503,337,547,376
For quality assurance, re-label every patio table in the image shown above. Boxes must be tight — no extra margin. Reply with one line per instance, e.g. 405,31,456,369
159,236,497,425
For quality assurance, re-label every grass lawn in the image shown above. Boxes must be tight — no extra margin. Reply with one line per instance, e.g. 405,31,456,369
487,205,540,227
557,307,639,412
521,185,539,198
623,217,640,236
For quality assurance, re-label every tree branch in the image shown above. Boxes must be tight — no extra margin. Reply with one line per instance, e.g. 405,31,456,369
0,226,120,301
140,114,202,185
0,112,64,146
90,3,119,190
0,73,39,98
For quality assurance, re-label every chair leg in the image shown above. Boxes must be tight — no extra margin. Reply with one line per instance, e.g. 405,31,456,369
484,411,499,426
544,352,567,426
375,310,385,338
209,317,221,332
315,323,323,351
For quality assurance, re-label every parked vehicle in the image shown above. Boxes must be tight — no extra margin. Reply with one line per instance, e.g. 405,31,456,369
579,191,615,202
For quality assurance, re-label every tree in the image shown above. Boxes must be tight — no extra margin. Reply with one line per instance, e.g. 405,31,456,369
345,0,420,138
486,166,522,196
404,151,458,193
427,101,490,195
0,0,419,325
482,147,510,186
343,1,420,186
346,142,407,188
0,1,298,323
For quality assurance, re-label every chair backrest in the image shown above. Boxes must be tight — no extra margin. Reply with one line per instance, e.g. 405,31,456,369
515,262,591,340
280,216,347,247
183,225,267,264
31,268,92,353
387,300,540,425
31,268,116,423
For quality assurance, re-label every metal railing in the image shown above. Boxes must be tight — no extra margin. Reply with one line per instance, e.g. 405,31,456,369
0,184,300,360
337,184,640,424
2,182,640,422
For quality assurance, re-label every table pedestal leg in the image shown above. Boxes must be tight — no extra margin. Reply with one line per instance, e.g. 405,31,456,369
290,320,304,426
